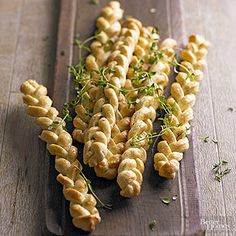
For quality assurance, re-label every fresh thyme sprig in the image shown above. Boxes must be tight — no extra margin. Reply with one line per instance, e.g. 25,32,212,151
131,71,156,87
72,163,112,209
151,26,160,35
89,0,99,5
130,96,183,148
149,220,157,231
127,98,140,107
170,55,197,81
160,195,178,205
74,29,102,60
48,113,70,131
149,41,163,65
212,160,231,182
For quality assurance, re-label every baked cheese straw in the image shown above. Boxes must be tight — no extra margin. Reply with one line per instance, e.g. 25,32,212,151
117,37,177,198
20,80,101,232
154,35,210,179
72,1,123,143
83,18,142,179
94,23,156,179
124,26,160,102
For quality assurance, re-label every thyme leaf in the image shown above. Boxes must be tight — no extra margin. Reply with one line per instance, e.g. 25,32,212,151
160,195,177,205
212,138,218,144
149,220,157,231
212,160,231,182
48,121,60,130
89,0,99,5
130,96,184,147
127,98,140,106
160,197,172,205
170,56,196,81
72,164,112,209
203,136,209,143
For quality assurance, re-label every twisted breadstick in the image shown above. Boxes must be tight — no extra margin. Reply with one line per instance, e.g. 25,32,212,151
93,22,152,179
154,35,210,179
87,1,123,69
20,80,101,232
117,37,177,198
72,1,123,143
83,18,142,180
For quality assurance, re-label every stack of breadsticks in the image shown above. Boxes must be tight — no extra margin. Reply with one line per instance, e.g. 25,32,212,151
20,1,209,232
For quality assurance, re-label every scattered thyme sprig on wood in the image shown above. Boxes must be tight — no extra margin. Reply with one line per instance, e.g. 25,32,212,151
201,136,218,144
160,195,178,205
89,0,99,5
149,220,157,231
212,160,231,182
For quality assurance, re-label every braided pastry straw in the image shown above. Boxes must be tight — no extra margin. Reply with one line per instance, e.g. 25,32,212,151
154,35,210,179
86,0,123,69
117,36,177,198
73,1,123,143
20,80,101,232
83,18,142,180
93,21,154,180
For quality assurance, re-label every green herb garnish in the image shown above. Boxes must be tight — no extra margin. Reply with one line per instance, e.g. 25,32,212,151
212,138,218,144
72,163,112,209
74,29,102,59
203,136,209,143
160,197,172,205
48,121,60,130
149,220,157,231
127,98,140,106
170,56,196,81
212,160,231,182
89,0,99,5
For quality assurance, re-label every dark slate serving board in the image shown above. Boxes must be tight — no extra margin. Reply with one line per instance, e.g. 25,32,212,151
43,0,204,235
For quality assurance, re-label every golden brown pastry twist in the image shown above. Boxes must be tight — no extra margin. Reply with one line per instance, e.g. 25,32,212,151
20,80,101,232
86,1,123,70
72,1,124,143
154,35,210,179
83,18,142,180
117,37,177,198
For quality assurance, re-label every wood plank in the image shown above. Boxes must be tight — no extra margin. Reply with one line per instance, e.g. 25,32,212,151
0,93,45,235
46,0,204,235
197,0,236,235
10,0,60,94
0,0,60,235
183,1,226,229
0,0,23,168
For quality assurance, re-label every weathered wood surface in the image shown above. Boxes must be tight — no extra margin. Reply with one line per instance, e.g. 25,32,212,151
49,0,202,235
0,0,235,235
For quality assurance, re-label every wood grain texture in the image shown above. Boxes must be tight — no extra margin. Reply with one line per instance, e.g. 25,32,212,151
1,0,236,235
182,0,236,235
0,0,60,235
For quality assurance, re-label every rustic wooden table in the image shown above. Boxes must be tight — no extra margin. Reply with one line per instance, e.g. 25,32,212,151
0,0,235,235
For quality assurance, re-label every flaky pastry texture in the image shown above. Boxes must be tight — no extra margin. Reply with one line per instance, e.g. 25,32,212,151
154,35,210,179
82,17,142,180
72,1,124,144
117,37,177,197
20,80,101,232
